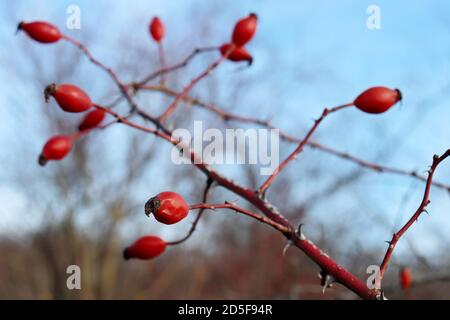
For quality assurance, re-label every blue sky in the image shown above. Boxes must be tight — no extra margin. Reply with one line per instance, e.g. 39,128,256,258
1,1,450,266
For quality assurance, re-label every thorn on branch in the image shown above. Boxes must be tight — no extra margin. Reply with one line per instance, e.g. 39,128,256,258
318,270,335,294
376,291,388,300
296,223,306,240
282,240,293,256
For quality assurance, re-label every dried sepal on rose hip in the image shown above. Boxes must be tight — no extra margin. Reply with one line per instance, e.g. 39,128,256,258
149,17,164,42
44,83,93,113
78,109,106,131
232,13,258,47
354,86,402,114
17,21,61,43
144,191,189,225
400,267,412,290
38,135,73,166
123,236,166,260
220,43,253,65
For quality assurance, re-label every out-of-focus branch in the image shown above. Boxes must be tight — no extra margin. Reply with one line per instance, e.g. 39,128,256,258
136,46,219,86
157,45,234,123
157,42,167,85
376,150,450,289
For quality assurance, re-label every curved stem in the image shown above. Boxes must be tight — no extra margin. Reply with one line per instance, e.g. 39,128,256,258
258,103,353,194
376,150,450,289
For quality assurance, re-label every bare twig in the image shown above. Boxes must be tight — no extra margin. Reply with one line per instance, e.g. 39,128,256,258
157,45,234,122
258,104,353,195
137,46,219,86
376,150,450,289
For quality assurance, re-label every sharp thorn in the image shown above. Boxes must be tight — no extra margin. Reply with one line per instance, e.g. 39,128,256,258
282,241,293,256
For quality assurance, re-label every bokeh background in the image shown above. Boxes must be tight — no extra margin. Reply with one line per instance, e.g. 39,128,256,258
1,0,450,299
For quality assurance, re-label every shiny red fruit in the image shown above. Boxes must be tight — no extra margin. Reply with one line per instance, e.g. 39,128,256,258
149,17,164,42
144,191,189,225
123,236,166,260
232,13,258,46
78,109,106,131
44,84,93,113
400,268,412,290
17,21,61,43
39,135,73,166
220,44,253,65
354,86,402,114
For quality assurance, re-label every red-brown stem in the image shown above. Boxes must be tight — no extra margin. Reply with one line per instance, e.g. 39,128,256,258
54,35,395,299
187,202,379,299
376,150,450,289
258,103,353,194
157,42,167,85
137,46,219,86
92,103,379,299
188,202,292,234
62,35,127,89
157,45,234,123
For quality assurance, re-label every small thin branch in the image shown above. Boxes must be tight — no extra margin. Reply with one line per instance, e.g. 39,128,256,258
157,42,167,86
157,45,234,123
167,178,213,245
377,149,450,289
187,202,292,235
137,46,219,86
258,103,353,194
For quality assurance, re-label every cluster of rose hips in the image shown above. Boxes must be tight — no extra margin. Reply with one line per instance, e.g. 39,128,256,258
18,14,404,262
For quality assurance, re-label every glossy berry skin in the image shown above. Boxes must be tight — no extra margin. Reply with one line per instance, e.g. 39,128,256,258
232,13,258,46
220,44,253,65
78,109,106,131
39,135,73,166
400,268,412,290
354,87,402,114
149,17,164,42
17,21,61,43
145,191,189,225
123,236,166,260
45,84,93,113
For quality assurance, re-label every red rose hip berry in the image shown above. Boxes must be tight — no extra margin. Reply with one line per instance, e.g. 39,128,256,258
39,135,73,166
44,84,93,113
149,17,164,42
123,236,166,260
232,13,258,46
354,86,402,114
145,191,189,225
220,44,253,65
400,267,412,290
17,21,61,43
78,109,106,131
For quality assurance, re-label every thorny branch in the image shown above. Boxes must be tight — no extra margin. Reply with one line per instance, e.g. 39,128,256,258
258,104,353,195
376,150,450,289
